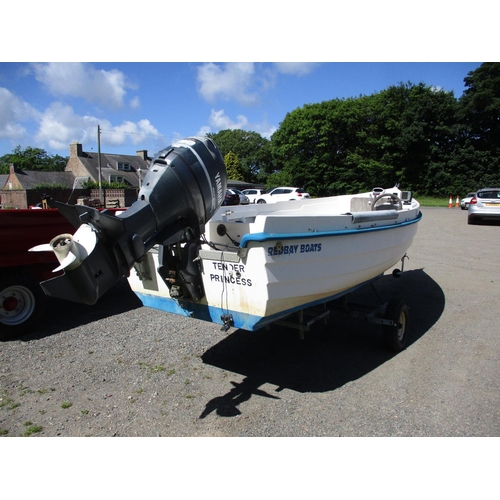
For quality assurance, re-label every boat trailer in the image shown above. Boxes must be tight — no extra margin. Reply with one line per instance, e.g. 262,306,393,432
271,255,410,352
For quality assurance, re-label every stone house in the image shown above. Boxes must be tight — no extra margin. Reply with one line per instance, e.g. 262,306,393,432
0,165,82,209
65,142,150,188
1,143,152,209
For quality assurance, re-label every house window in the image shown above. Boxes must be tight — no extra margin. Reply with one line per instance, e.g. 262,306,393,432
110,175,126,183
117,162,132,171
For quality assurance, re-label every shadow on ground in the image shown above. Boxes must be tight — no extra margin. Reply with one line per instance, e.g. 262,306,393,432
14,278,143,341
200,268,444,417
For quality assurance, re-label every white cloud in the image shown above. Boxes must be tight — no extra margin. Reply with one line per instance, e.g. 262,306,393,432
196,62,321,107
196,63,260,105
31,62,130,109
253,122,277,139
198,109,276,139
107,119,161,146
35,101,161,151
35,102,100,150
130,95,141,109
0,87,40,140
195,125,212,137
209,109,249,130
274,62,320,76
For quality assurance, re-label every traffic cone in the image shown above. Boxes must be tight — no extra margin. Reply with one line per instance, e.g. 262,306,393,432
448,196,453,208
456,196,460,208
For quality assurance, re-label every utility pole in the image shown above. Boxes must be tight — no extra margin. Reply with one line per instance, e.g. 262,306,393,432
97,125,103,203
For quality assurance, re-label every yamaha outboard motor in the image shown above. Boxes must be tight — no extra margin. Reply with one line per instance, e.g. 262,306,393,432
30,137,226,305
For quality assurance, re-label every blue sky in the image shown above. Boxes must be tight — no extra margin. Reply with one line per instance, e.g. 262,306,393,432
0,62,482,159
1,2,490,159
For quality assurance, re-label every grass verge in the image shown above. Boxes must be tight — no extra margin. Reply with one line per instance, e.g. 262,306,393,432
416,196,454,207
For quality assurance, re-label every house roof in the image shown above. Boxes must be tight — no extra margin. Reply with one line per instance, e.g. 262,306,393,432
0,174,8,189
75,151,149,187
227,179,265,190
9,170,76,189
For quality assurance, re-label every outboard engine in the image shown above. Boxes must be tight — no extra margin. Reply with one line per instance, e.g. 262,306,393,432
30,137,226,305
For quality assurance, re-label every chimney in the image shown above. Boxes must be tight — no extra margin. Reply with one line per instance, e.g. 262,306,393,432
136,150,148,161
9,163,15,175
70,142,83,157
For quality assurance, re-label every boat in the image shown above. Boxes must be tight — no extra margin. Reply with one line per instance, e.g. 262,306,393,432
29,137,421,348
128,185,421,332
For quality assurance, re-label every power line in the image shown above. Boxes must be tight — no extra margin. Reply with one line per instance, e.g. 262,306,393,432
99,128,172,141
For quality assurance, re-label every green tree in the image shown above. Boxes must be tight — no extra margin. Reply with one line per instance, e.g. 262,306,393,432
207,130,273,182
271,100,338,197
271,96,393,196
271,82,461,197
265,170,294,190
456,62,500,189
224,151,244,181
0,146,68,174
376,82,460,196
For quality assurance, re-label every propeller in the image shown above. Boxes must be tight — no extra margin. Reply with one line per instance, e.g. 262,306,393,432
29,224,97,272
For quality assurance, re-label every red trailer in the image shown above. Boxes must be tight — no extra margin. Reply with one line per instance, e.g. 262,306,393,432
0,207,121,339
0,209,76,339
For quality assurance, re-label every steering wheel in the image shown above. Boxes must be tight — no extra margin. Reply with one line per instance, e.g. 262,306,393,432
371,193,403,211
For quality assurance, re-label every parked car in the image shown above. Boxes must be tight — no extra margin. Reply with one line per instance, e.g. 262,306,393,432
229,188,250,205
468,188,500,225
254,187,311,204
222,189,240,206
242,188,267,204
461,192,476,210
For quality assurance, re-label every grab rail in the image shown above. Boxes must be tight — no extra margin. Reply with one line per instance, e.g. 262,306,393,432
346,210,399,223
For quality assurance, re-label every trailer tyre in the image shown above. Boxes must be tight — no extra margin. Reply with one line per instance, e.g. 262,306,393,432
383,299,409,352
0,276,46,340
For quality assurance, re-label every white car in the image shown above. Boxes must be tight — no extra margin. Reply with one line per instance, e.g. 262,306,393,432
254,187,311,204
461,192,476,210
241,188,267,204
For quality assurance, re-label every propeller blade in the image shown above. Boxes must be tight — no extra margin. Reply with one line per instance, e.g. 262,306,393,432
73,224,98,255
53,253,77,273
28,224,98,272
29,243,54,252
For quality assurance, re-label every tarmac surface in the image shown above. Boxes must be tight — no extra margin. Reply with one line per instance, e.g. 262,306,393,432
1,206,499,438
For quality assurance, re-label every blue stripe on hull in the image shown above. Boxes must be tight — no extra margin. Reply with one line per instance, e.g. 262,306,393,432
239,210,422,247
134,274,382,332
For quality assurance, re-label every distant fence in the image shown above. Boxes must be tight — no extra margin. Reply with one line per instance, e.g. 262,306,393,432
1,187,138,210
0,188,88,209
90,189,137,208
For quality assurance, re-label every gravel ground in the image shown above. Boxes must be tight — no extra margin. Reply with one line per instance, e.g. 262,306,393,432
1,207,499,438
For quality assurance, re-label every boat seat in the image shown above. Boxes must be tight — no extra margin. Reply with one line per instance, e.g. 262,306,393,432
350,197,371,212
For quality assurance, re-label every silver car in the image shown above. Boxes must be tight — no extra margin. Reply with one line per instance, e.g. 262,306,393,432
228,188,250,205
468,188,500,225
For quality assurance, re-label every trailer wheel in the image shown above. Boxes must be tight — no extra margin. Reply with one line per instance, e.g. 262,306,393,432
383,299,409,352
0,276,46,340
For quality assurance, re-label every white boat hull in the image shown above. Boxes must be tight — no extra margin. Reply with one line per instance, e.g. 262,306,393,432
128,188,421,331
